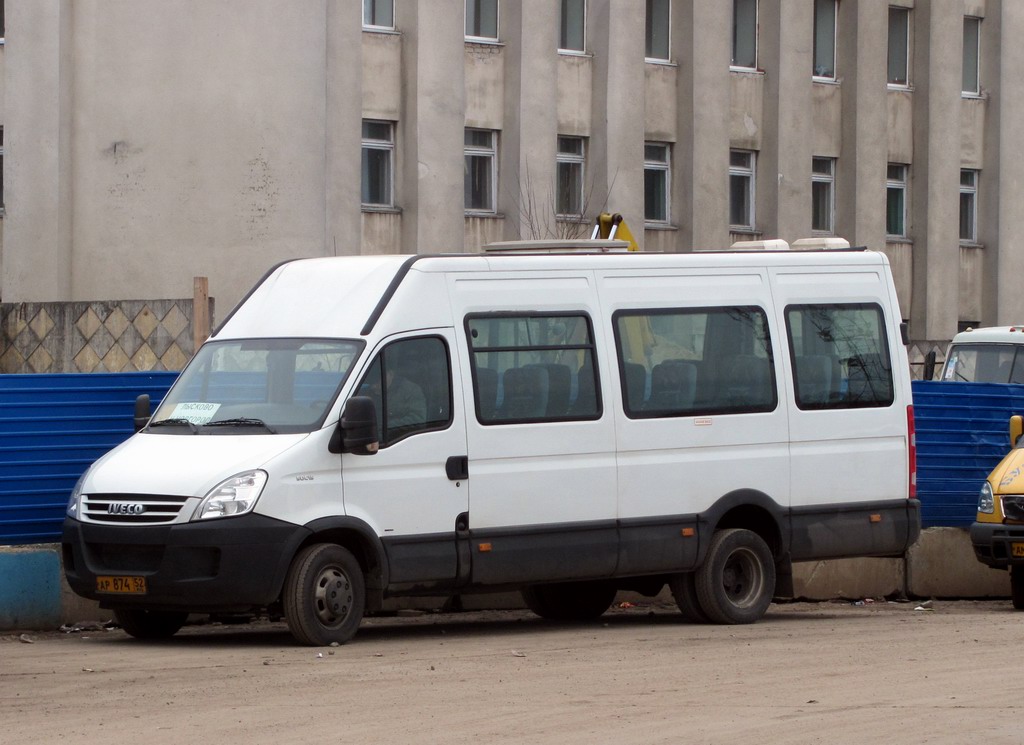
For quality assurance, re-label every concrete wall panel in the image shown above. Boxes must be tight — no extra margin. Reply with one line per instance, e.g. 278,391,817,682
643,63,677,142
811,82,842,157
556,55,592,136
361,212,403,254
68,1,330,313
960,246,983,322
362,31,403,121
908,527,1010,597
881,243,914,321
728,72,763,151
643,229,678,253
463,216,504,252
465,44,504,129
960,98,986,167
887,91,915,163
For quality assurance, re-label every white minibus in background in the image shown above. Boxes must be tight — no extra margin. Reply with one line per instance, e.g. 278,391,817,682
63,241,921,645
940,326,1024,383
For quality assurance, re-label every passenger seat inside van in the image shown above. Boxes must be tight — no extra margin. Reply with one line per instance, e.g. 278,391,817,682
499,366,549,419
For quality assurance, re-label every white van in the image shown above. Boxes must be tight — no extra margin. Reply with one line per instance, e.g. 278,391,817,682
62,245,920,645
940,326,1024,383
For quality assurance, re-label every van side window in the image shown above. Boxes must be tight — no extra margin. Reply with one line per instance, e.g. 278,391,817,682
614,306,776,418
466,313,601,424
785,304,894,409
356,336,452,446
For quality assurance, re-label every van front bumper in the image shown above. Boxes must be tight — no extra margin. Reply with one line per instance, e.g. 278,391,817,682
62,514,310,613
970,521,1024,569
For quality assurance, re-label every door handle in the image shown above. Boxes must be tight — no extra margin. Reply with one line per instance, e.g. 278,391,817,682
446,455,469,481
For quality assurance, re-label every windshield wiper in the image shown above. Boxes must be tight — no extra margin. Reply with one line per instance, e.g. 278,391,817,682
204,417,277,434
147,418,199,433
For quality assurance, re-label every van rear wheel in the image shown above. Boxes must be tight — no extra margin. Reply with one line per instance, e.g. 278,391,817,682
669,572,710,623
1012,568,1024,610
114,608,188,640
695,528,775,625
283,543,365,646
522,581,616,621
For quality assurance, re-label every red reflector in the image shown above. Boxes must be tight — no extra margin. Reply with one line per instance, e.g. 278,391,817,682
907,405,917,499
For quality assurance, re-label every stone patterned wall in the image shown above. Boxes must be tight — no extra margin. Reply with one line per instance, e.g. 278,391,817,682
908,340,949,381
0,299,214,374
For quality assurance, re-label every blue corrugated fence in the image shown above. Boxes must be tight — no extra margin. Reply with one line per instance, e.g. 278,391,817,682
913,380,1024,527
1,373,1020,544
0,372,177,544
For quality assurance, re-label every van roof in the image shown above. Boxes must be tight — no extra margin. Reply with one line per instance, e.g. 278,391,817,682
949,326,1024,344
213,250,890,341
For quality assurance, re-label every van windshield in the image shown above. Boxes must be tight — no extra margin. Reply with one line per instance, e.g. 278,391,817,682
942,344,1024,384
149,338,363,434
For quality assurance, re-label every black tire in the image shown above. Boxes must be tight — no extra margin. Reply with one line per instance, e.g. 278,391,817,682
1012,568,1024,610
283,543,365,646
522,581,617,621
114,608,188,640
695,528,775,625
668,572,711,623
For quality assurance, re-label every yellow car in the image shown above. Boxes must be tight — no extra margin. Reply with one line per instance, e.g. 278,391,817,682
972,415,1024,608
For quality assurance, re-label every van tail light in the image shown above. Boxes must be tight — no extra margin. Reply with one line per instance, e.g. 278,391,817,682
907,405,917,499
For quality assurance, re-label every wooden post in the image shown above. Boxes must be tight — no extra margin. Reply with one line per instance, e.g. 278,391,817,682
193,276,210,353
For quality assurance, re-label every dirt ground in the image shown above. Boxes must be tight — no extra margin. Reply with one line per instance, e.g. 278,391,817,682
2,598,1022,745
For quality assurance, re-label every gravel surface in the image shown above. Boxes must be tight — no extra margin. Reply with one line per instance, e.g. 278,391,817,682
2,599,1020,744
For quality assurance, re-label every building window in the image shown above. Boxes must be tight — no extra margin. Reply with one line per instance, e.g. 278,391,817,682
886,163,908,238
362,0,394,29
361,120,394,208
963,17,981,94
811,157,835,234
466,0,498,40
560,0,586,52
729,150,756,230
960,169,979,243
465,129,497,213
813,0,837,78
645,0,670,61
888,6,910,86
732,0,758,69
644,143,671,224
556,136,586,217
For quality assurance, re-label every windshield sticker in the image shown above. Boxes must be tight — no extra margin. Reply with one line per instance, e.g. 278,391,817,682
169,402,221,425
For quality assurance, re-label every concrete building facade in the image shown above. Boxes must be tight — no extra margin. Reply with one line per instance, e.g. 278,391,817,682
2,0,1023,358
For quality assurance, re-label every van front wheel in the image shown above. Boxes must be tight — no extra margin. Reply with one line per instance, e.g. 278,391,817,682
695,529,775,625
283,543,365,646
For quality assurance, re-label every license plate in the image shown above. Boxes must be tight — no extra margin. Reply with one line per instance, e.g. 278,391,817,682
1013,543,1024,559
96,576,147,594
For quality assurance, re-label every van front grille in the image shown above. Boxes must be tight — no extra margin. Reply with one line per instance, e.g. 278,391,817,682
82,494,191,524
1002,496,1024,522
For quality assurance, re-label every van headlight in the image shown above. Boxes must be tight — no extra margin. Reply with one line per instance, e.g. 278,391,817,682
66,469,91,518
193,470,268,520
978,482,995,514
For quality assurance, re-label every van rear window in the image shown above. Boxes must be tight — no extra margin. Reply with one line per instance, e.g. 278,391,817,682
785,303,894,409
613,306,777,418
465,314,601,424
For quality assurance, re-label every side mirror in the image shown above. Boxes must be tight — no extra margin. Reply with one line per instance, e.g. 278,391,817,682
133,394,152,432
331,396,379,455
1010,415,1023,448
922,350,936,381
